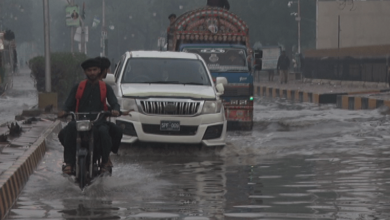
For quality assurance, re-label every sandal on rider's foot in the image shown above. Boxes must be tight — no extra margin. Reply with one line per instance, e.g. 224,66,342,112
107,158,113,167
100,162,112,174
62,164,72,175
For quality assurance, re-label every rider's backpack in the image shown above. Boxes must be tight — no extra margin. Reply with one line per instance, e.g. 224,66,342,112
75,80,108,112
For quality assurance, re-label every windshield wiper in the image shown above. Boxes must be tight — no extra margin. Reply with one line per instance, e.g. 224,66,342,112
143,81,180,84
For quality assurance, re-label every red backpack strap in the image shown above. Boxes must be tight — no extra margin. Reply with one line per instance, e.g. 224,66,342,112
98,81,108,111
75,80,87,113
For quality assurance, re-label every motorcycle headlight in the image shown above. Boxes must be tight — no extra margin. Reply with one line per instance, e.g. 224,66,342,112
120,98,138,112
76,120,91,131
202,100,222,114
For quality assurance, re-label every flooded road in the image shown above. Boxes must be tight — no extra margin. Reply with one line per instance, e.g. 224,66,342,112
5,97,390,219
0,69,37,125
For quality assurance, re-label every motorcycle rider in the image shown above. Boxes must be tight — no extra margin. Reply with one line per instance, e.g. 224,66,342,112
58,58,120,175
95,56,125,156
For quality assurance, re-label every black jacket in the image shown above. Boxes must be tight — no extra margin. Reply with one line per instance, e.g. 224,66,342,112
207,0,230,10
277,54,290,70
63,80,120,119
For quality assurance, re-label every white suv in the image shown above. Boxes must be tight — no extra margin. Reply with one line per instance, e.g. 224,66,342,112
104,51,227,147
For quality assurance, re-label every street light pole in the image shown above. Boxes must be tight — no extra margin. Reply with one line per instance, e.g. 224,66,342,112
43,0,51,92
80,3,86,54
288,0,301,54
297,0,301,54
70,0,74,53
101,0,106,56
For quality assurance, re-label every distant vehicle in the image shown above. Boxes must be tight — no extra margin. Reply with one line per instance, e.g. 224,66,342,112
166,7,259,130
104,51,227,147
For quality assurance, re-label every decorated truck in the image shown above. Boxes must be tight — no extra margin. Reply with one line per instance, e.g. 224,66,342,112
167,7,255,130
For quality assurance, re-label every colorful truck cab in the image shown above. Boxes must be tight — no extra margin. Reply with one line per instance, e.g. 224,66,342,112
167,7,255,130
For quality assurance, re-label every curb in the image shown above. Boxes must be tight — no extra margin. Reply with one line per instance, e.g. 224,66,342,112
336,95,390,110
254,85,336,104
0,120,61,220
255,85,390,106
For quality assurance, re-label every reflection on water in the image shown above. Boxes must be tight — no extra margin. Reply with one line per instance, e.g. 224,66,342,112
59,202,120,219
6,97,390,219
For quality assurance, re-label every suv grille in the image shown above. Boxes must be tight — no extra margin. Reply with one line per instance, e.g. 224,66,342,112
139,101,201,115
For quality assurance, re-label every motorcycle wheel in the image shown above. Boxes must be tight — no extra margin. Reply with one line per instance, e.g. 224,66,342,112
78,156,87,189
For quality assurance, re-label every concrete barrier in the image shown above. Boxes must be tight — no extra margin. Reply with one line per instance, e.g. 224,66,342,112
336,95,390,110
255,85,323,104
0,120,61,220
255,82,390,108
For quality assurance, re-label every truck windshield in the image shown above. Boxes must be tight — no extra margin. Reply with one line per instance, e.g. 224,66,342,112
183,48,249,72
121,58,211,85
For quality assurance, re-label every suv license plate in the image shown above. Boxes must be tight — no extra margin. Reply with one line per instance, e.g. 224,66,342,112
160,121,180,131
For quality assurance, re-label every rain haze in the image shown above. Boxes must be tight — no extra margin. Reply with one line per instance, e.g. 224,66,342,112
1,0,390,219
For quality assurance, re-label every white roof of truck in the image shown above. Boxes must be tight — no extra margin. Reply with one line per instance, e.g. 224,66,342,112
127,50,200,60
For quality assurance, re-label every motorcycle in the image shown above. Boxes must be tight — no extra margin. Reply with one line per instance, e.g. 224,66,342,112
61,111,113,190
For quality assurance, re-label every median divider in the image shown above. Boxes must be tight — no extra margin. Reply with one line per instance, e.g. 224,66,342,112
336,94,390,110
0,120,61,220
255,84,390,107
254,85,341,104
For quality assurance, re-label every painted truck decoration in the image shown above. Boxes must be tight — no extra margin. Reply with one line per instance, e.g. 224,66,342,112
167,6,255,130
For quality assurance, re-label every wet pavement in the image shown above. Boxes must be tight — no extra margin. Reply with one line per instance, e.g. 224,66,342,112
0,67,37,125
2,68,390,219
5,97,390,219
0,68,56,176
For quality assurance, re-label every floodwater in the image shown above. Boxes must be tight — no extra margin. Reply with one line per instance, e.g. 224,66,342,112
0,68,37,125
5,96,390,220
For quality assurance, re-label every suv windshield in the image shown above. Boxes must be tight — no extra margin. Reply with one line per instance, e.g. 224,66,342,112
183,48,249,72
121,58,211,85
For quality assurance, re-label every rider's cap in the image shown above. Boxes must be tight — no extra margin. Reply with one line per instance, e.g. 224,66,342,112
95,56,111,69
81,58,100,70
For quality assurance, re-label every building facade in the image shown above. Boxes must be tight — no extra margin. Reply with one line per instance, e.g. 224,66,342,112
317,0,390,49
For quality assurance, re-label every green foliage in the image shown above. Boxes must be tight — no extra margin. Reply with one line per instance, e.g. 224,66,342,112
4,30,15,41
29,52,87,106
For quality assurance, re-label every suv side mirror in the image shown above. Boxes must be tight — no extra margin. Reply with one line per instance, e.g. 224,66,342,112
215,77,227,96
216,77,228,86
103,73,115,85
216,83,224,95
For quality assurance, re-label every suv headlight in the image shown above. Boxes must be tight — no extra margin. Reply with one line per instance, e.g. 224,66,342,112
202,100,222,114
120,98,138,112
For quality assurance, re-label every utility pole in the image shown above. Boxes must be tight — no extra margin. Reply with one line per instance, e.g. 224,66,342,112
101,0,106,56
316,0,318,49
297,0,301,54
43,0,51,92
338,15,340,49
70,0,74,53
80,2,86,54
288,0,301,54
